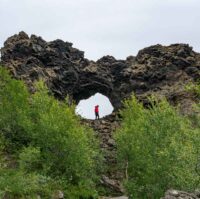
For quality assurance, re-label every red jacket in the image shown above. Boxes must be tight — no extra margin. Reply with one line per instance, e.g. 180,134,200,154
95,106,99,113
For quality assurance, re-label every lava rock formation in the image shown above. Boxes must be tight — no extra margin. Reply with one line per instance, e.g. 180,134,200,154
1,31,200,113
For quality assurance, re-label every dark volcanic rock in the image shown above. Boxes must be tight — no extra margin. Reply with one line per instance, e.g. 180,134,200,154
1,32,200,113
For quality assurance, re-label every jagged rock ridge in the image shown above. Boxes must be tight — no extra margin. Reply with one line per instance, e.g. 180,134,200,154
1,31,200,113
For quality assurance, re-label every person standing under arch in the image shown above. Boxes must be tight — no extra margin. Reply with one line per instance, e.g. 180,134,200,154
94,105,99,119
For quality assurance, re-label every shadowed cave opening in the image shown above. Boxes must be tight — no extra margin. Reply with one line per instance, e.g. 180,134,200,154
75,93,114,120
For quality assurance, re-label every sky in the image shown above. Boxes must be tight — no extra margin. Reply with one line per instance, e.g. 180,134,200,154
0,0,200,61
1,0,199,118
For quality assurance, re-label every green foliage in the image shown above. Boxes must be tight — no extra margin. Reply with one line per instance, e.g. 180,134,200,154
0,68,31,151
0,169,55,198
26,81,100,186
0,67,101,198
185,81,200,98
19,146,42,172
185,81,200,127
61,183,98,199
115,95,200,199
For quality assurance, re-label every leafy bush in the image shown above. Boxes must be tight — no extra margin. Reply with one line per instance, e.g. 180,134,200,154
25,81,100,186
185,81,200,98
185,82,200,127
19,146,42,172
0,68,31,151
0,170,56,198
115,95,200,199
0,67,101,198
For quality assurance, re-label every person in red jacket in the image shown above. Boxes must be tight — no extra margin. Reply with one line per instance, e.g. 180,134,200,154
94,105,99,119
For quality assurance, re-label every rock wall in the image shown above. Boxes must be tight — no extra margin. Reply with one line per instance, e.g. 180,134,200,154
1,31,200,113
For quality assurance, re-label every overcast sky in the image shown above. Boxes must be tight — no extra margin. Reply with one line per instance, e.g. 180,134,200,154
1,0,200,61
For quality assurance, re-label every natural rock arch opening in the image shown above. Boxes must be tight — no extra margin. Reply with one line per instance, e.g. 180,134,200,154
75,93,114,120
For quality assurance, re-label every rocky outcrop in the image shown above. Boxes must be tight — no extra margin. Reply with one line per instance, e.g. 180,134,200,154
1,31,200,113
161,190,200,199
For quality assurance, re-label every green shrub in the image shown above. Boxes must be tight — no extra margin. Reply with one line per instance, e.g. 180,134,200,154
186,82,200,127
63,183,98,199
19,146,42,172
25,81,100,187
0,67,101,198
185,81,200,98
0,169,54,198
115,95,200,199
0,67,31,151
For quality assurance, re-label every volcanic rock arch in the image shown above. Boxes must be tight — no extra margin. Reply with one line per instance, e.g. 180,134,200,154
1,31,200,113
